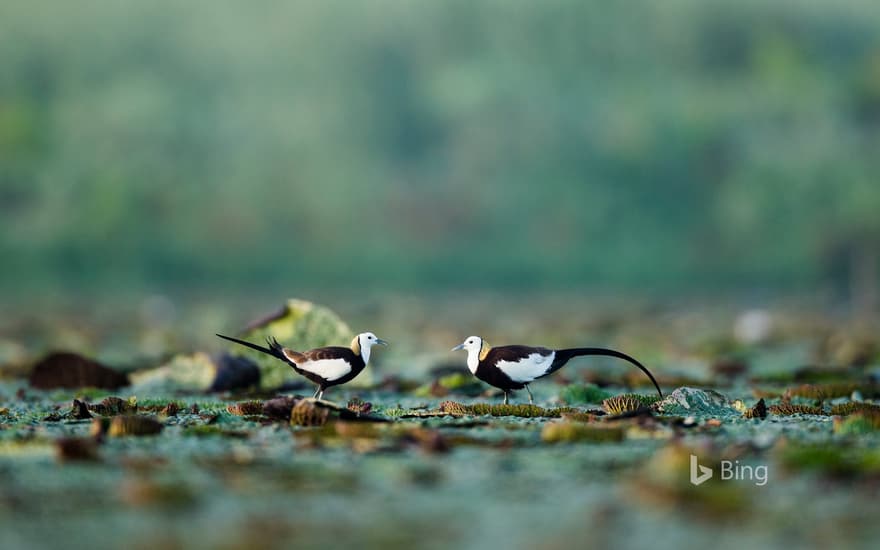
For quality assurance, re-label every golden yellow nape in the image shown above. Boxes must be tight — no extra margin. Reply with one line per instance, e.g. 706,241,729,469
350,335,361,355
479,340,491,361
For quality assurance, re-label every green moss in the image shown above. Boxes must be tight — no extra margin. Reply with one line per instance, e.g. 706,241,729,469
558,383,613,405
438,401,576,418
378,407,406,418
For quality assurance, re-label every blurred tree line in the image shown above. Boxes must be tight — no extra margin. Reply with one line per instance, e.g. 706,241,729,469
1,0,879,307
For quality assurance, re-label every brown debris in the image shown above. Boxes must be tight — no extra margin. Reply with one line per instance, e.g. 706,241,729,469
161,402,180,417
226,400,265,416
742,398,767,420
347,397,372,415
88,396,136,416
768,403,827,416
290,399,333,427
262,396,301,420
69,399,93,420
29,352,129,390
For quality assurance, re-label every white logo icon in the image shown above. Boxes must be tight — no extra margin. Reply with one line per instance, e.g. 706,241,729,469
690,454,713,485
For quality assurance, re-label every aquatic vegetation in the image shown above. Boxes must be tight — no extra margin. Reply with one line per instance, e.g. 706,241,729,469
768,403,826,416
438,401,576,418
558,383,613,405
160,402,180,417
346,397,372,415
602,394,658,415
226,400,265,416
541,421,625,443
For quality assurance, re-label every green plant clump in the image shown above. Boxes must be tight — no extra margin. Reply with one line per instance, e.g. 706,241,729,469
559,383,613,405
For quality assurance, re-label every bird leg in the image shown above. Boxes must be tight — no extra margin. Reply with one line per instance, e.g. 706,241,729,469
524,385,534,404
503,391,510,405
313,387,321,399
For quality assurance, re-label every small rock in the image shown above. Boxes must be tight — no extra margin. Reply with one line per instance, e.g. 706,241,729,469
128,352,216,393
29,352,128,390
209,353,261,392
656,387,737,417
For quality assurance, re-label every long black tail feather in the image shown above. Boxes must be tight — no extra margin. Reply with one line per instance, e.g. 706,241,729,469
216,333,285,361
549,347,663,398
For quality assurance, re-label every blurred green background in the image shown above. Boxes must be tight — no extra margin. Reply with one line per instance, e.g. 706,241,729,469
2,0,879,309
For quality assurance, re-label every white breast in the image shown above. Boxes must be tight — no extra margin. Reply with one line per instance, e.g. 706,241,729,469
495,352,555,383
297,359,353,382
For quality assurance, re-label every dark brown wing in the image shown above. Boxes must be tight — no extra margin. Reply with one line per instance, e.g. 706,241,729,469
483,345,554,365
299,346,358,363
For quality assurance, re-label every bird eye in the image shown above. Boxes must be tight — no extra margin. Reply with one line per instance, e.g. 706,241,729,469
368,336,373,339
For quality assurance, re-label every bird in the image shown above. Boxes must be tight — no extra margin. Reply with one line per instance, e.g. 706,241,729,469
216,332,387,399
451,336,662,405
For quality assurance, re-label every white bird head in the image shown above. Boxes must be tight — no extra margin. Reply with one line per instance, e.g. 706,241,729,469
452,335,486,373
355,331,387,364
451,336,483,354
